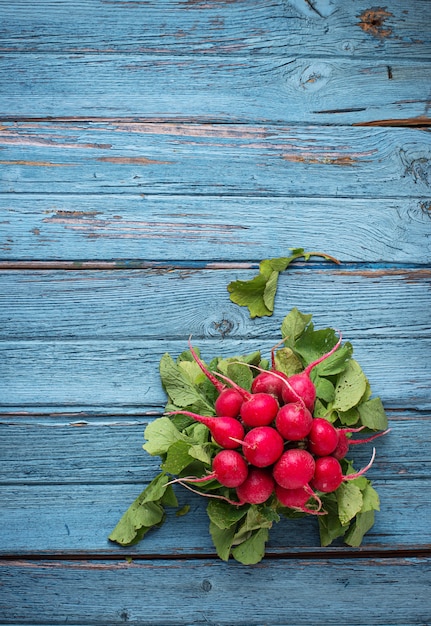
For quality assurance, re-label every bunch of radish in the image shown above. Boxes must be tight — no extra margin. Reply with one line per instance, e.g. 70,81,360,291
167,336,388,516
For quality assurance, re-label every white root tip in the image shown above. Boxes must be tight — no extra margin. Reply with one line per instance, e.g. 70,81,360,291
345,447,377,481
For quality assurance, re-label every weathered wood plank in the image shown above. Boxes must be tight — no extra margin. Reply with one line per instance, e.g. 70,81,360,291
1,196,430,262
0,413,422,484
1,338,430,411
1,123,430,196
0,557,430,624
1,0,429,57
0,268,430,339
1,56,430,123
1,478,429,555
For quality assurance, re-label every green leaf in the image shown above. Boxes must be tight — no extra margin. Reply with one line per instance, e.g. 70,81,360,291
312,398,333,420
336,482,364,526
218,350,262,370
260,257,290,276
227,251,339,318
337,407,360,426
182,421,210,444
318,496,348,546
232,505,278,545
227,273,272,318
313,375,335,403
206,499,248,529
159,353,214,414
108,473,170,546
280,308,313,349
188,443,213,466
262,270,280,312
143,417,187,456
176,504,190,517
109,501,165,546
358,397,389,431
344,510,375,547
139,472,171,504
333,359,368,412
209,521,238,561
295,326,339,366
226,362,253,392
161,440,195,474
315,342,353,376
242,504,279,531
359,380,373,404
273,347,304,377
161,484,179,508
360,482,380,513
179,360,206,385
231,528,269,564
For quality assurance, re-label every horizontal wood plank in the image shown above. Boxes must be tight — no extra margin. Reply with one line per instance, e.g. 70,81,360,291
1,123,430,197
1,338,430,411
1,477,429,555
0,268,430,339
1,56,430,123
1,196,431,262
0,412,423,484
2,0,430,57
0,557,430,624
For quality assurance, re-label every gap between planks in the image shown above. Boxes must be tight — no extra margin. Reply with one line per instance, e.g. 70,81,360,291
1,116,430,127
1,547,431,562
1,261,430,270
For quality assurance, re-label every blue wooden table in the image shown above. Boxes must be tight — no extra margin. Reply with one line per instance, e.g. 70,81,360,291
1,1,430,623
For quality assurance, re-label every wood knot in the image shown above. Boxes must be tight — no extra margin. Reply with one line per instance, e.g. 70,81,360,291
212,318,234,338
298,62,332,92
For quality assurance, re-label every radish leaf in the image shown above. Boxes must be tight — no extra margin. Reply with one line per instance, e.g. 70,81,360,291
231,528,269,565
227,249,340,318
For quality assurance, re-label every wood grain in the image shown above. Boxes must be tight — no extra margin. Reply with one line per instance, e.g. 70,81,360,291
1,477,430,556
0,269,430,339
1,58,430,122
0,412,425,484
0,557,430,624
1,123,430,197
1,338,430,411
1,195,430,262
2,0,430,57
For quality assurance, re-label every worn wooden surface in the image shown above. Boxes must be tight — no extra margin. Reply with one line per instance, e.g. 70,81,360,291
1,1,430,624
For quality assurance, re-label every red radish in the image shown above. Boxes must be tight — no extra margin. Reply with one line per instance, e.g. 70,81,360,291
273,448,316,490
312,448,376,493
240,392,279,427
307,418,339,456
251,370,288,403
332,427,391,460
275,484,325,516
214,387,243,419
311,456,343,493
166,410,245,449
239,426,284,468
235,467,274,505
165,449,248,488
210,449,249,487
275,402,313,441
331,431,350,461
281,333,342,410
212,370,280,428
249,335,296,402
